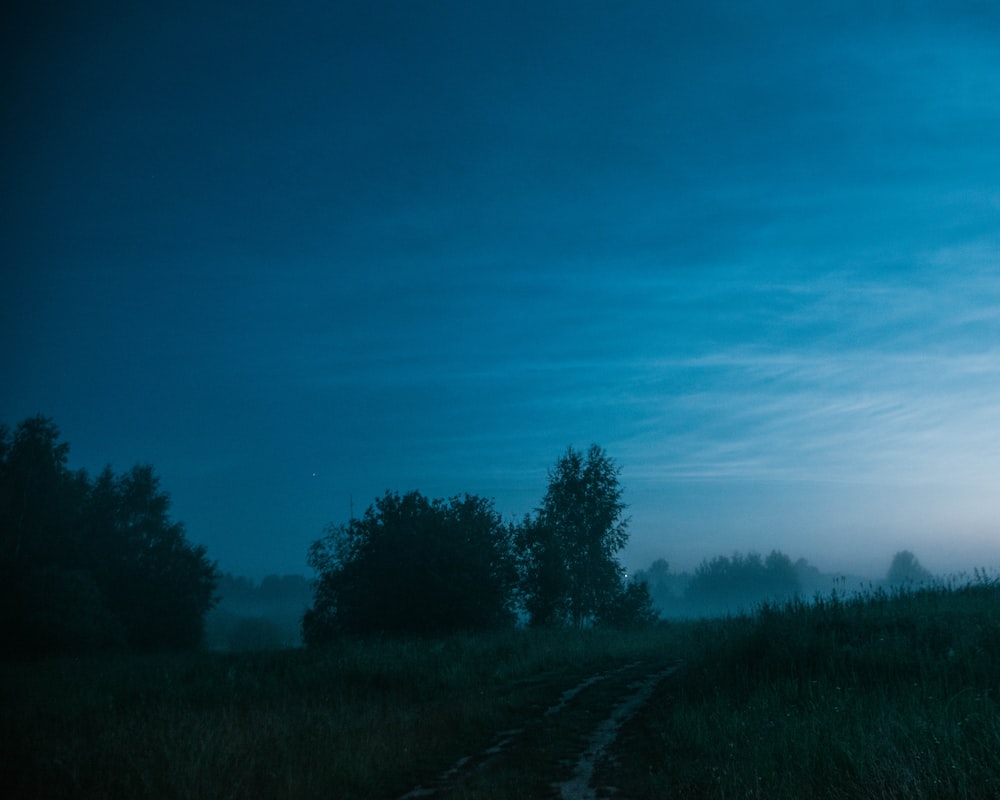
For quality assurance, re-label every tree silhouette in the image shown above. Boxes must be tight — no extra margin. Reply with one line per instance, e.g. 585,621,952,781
685,550,800,615
886,550,933,586
0,416,77,574
518,445,630,628
0,416,219,656
304,491,517,641
596,579,658,629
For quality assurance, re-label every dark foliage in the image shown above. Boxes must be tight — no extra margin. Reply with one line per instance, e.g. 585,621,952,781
0,416,219,657
514,513,571,626
304,491,518,640
517,444,634,628
595,578,659,629
11,565,125,654
685,549,800,615
886,549,933,586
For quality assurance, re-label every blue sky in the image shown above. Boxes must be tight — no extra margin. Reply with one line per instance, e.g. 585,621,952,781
3,1,1000,578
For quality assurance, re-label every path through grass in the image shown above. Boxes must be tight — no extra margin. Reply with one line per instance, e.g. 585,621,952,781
0,629,676,799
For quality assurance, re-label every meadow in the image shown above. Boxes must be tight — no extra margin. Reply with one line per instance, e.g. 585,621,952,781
615,575,1000,799
0,628,672,799
2,577,998,799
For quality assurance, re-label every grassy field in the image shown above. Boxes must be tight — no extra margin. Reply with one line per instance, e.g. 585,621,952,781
2,577,998,799
0,628,675,799
614,576,1000,799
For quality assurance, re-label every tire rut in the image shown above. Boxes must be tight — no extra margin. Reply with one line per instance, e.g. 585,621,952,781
398,658,680,800
552,662,680,800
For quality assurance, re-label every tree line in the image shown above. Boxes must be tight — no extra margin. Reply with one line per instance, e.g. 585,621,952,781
303,443,657,643
4,414,940,656
633,548,940,618
1,416,651,655
205,573,313,651
0,416,219,657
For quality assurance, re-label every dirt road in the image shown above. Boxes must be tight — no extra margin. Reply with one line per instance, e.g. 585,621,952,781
399,657,681,799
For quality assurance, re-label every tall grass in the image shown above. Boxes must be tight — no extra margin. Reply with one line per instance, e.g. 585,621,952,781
6,579,998,799
0,628,674,799
615,576,1000,799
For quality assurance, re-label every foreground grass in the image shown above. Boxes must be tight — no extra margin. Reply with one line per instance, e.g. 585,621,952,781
5,580,999,799
614,577,1000,799
0,627,675,799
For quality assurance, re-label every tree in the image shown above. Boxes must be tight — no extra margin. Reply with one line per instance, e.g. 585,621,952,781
515,513,571,627
89,464,218,650
886,550,933,586
518,445,630,628
596,579,659,629
0,416,219,656
13,566,124,655
304,491,517,641
0,416,77,575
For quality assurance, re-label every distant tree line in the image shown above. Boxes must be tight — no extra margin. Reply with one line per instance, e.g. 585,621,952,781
0,416,219,658
205,573,313,651
685,550,799,615
631,548,938,618
304,444,657,644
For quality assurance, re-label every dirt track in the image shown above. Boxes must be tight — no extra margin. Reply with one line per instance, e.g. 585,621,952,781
552,663,680,800
399,658,680,799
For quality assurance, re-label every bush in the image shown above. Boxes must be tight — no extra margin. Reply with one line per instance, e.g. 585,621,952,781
305,491,518,640
596,580,660,629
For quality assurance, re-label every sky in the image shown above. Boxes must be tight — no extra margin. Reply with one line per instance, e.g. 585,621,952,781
3,1,1000,580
